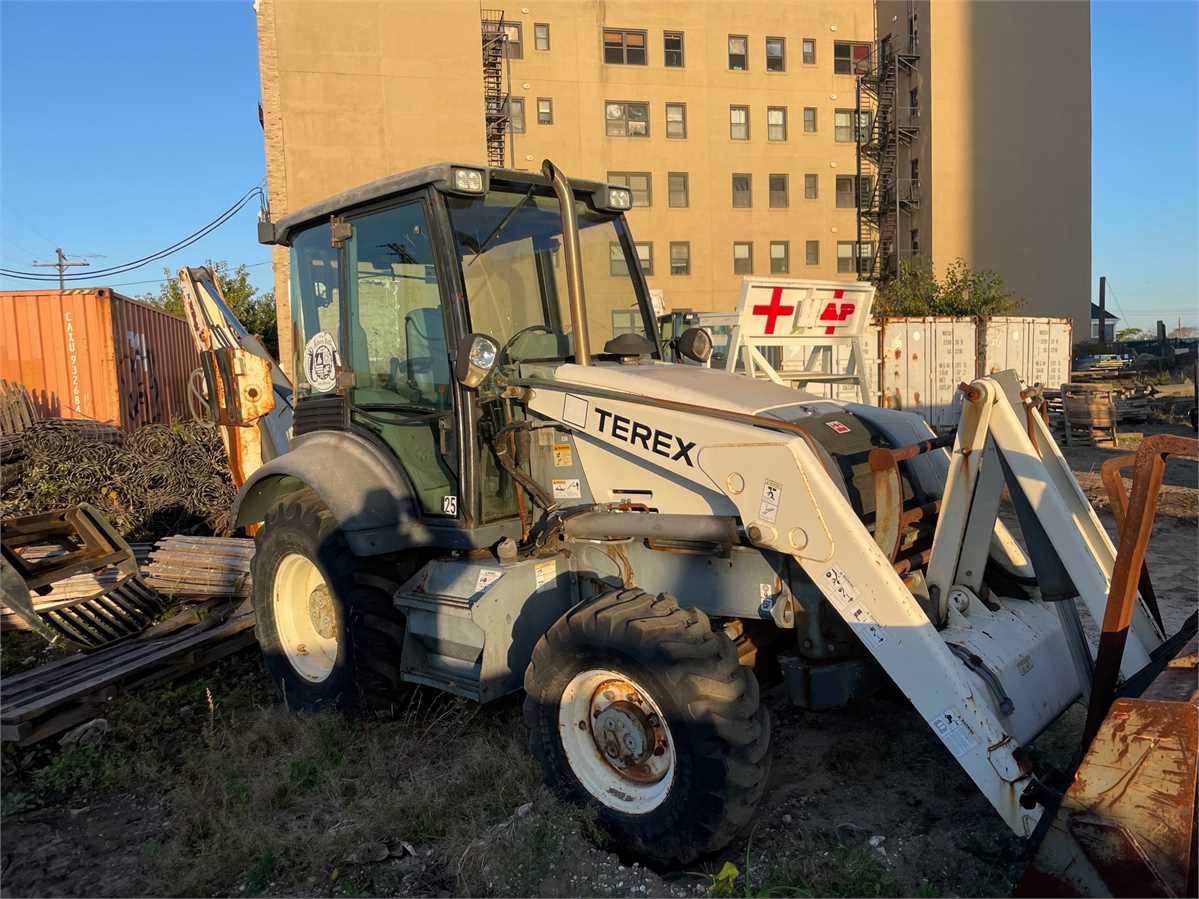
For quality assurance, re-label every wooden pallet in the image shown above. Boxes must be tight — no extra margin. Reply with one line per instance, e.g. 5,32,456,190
0,603,256,746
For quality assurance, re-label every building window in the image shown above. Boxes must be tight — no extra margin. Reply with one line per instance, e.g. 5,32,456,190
609,242,627,276
802,38,816,65
670,241,691,275
604,29,647,65
770,241,790,274
910,86,919,116
835,176,853,207
606,101,650,137
534,22,550,51
608,171,651,206
732,173,752,208
664,31,684,66
729,105,749,140
833,41,871,74
668,172,689,207
728,34,748,70
858,174,873,207
733,242,753,275
910,229,920,256
508,97,526,133
805,240,820,265
834,109,857,142
766,36,785,71
666,102,687,138
635,241,653,275
804,173,818,199
803,107,817,133
537,97,553,125
767,106,787,141
857,110,872,142
503,22,523,59
838,240,872,273
769,174,788,208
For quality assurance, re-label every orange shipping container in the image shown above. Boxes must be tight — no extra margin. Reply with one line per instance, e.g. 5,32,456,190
0,288,201,431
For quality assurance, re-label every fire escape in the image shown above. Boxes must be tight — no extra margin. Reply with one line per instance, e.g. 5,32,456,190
857,11,921,282
481,9,511,168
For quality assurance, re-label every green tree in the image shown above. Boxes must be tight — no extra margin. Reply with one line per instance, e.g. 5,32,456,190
143,261,278,359
1116,327,1149,342
875,258,1024,318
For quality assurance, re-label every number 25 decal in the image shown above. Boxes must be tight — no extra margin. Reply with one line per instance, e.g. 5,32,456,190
442,495,458,515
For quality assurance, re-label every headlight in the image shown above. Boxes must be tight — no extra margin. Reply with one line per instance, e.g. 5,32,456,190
454,333,499,388
451,167,486,194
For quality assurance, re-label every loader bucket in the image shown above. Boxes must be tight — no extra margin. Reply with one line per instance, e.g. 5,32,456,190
0,504,165,650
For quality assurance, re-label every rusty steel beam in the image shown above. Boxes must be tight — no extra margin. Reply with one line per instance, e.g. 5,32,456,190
1085,434,1199,748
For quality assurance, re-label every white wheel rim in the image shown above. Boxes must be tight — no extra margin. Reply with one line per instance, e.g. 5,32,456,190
271,552,339,683
558,668,676,814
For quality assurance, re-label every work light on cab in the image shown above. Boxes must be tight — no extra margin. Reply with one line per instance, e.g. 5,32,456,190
455,333,499,388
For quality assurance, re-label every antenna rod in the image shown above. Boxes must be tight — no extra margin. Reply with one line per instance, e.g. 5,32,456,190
31,248,90,292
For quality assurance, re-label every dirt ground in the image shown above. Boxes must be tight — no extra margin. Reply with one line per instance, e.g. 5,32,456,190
2,423,1196,899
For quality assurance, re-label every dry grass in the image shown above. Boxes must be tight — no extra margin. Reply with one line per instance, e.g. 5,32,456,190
2,650,594,897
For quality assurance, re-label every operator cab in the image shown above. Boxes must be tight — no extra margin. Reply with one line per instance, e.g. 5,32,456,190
261,163,663,535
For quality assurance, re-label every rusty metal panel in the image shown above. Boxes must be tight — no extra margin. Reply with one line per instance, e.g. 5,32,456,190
980,316,1074,391
1017,643,1198,897
108,291,200,430
878,317,977,430
0,289,199,430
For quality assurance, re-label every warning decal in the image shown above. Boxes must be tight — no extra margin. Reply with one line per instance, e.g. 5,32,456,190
930,709,978,759
759,479,782,523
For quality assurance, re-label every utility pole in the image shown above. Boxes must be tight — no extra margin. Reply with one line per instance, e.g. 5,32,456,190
32,248,89,291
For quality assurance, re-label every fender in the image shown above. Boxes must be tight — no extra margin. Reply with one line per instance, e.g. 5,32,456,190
232,430,432,556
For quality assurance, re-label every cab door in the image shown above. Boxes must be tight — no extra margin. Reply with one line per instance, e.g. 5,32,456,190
341,197,460,518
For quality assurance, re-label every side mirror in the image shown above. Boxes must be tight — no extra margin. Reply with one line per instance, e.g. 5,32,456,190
454,333,499,388
676,327,713,365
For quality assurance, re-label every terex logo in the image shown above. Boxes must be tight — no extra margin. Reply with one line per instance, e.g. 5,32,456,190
595,407,696,467
818,301,856,335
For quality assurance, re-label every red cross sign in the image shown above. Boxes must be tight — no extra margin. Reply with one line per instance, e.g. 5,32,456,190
818,289,856,334
752,286,795,335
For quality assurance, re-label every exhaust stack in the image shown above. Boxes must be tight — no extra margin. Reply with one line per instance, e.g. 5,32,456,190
541,159,591,366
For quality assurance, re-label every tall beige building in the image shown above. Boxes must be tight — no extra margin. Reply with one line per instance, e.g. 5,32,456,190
256,0,1090,373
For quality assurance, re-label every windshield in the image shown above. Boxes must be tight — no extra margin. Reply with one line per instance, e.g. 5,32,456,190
446,185,657,362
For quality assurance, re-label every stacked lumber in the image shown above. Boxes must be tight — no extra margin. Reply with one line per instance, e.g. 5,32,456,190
1113,385,1153,423
0,601,256,745
143,536,254,597
0,379,37,437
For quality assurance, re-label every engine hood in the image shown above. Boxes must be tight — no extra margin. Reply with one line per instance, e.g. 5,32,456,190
538,361,834,418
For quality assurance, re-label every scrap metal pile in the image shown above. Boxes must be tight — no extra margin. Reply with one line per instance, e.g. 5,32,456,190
1,420,237,541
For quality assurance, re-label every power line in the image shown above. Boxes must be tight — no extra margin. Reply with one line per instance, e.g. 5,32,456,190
0,187,266,283
100,260,273,289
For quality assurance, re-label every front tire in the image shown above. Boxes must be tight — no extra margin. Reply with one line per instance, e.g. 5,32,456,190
523,588,770,865
251,488,405,713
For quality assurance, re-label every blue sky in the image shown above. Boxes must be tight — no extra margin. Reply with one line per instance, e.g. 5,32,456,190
1,0,1197,329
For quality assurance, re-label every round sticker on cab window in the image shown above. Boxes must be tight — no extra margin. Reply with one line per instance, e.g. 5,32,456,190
303,331,339,393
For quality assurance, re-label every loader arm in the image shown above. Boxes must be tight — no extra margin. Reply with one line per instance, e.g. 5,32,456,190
525,371,1162,838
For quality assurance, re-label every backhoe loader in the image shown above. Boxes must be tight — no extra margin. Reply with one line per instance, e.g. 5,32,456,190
236,160,1170,864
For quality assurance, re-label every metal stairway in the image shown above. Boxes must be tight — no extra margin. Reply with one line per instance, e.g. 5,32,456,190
480,9,511,168
857,25,921,283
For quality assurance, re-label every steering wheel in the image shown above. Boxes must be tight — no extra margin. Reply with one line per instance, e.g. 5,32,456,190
497,324,553,366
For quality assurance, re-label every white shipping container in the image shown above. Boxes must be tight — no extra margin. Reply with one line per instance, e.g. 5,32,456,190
878,317,977,431
980,316,1073,391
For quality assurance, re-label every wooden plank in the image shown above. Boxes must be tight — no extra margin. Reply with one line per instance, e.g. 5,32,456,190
0,612,255,724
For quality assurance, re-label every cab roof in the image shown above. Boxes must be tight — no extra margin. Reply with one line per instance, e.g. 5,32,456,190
265,163,610,245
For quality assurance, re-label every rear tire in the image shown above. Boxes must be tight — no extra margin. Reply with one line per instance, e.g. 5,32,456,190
251,488,405,713
523,588,770,865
